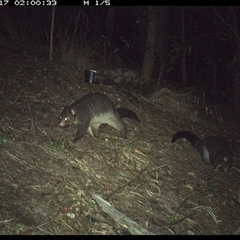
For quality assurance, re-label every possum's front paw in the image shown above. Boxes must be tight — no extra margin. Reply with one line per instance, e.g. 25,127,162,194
72,138,78,143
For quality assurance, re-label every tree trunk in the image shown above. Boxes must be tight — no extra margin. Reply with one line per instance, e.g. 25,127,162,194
49,6,55,62
104,7,115,66
140,6,157,91
156,6,169,88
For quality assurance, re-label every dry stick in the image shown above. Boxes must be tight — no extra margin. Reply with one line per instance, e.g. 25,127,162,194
0,90,23,113
23,90,35,138
130,91,169,112
106,168,147,201
0,89,35,137
105,165,167,201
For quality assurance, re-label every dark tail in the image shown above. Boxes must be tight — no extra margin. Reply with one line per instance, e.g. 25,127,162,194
117,107,140,124
171,130,200,149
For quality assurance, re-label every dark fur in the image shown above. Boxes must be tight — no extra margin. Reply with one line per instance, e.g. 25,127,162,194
59,92,140,143
171,130,233,173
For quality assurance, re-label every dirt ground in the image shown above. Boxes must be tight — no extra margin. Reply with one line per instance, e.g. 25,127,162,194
0,47,240,235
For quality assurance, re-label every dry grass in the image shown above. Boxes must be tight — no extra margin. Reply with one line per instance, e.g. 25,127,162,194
0,47,240,235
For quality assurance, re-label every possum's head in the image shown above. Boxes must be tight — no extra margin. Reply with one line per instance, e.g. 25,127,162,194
59,106,77,127
214,156,232,173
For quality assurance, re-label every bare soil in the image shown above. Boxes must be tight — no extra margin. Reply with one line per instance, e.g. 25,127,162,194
0,47,240,235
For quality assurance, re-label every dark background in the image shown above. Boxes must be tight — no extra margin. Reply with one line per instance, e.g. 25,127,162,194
0,5,239,105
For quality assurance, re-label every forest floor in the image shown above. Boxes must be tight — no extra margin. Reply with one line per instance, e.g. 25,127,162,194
0,47,240,235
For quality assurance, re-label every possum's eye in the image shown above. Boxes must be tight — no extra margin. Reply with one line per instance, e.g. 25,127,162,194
214,162,221,171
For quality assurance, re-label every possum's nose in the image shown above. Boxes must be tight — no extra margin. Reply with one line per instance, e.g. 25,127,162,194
59,119,66,127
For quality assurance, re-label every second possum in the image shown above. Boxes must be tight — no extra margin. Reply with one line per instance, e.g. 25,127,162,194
171,130,233,173
59,92,140,143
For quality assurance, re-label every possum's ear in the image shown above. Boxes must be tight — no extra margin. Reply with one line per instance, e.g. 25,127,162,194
223,156,228,162
70,107,77,115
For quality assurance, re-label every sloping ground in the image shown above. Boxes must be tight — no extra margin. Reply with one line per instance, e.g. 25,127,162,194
0,48,240,235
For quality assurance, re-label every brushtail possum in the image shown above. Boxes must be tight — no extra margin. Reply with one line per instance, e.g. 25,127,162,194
171,130,233,173
59,92,140,143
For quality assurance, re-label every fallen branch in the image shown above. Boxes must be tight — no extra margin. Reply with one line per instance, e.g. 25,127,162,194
92,193,170,235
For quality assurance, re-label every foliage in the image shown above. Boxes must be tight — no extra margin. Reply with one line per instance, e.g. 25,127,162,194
168,36,192,73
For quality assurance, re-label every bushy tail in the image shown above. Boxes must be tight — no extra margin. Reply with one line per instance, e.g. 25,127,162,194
117,107,140,124
171,130,200,149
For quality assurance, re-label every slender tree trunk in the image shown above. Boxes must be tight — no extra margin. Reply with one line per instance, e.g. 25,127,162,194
141,6,157,91
104,7,115,66
156,6,169,88
49,6,55,62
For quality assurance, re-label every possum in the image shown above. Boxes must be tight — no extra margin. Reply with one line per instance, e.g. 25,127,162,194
171,130,233,173
59,92,140,143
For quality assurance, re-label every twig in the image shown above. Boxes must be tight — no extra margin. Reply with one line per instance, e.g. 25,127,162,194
106,168,147,200
0,90,23,112
23,91,35,138
130,92,169,112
